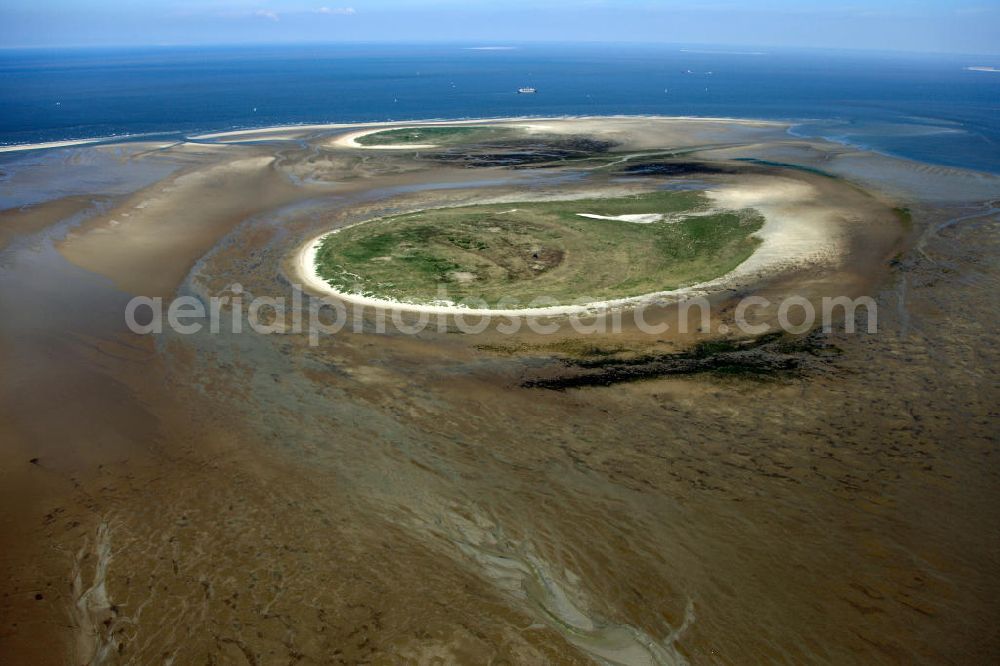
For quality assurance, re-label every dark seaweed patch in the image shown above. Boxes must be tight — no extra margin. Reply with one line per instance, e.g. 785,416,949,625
521,331,837,389
424,138,616,168
623,162,734,176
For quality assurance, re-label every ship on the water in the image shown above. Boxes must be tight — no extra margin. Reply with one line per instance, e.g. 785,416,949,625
518,87,537,94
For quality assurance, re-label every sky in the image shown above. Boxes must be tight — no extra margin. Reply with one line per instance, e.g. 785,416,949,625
1,1,998,54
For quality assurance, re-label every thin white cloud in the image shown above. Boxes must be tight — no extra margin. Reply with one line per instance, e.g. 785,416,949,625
216,6,354,21
316,7,356,15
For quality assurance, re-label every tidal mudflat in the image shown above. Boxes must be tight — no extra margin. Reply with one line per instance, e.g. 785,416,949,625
1,117,998,664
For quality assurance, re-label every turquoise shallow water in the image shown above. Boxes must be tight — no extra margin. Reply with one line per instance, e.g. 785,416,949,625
1,43,998,172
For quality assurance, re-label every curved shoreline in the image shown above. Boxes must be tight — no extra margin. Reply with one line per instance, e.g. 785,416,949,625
296,230,716,317
293,176,843,317
0,115,781,153
329,127,438,150
193,115,786,142
6,116,997,177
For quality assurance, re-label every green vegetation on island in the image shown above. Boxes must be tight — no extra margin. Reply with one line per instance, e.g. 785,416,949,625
315,190,764,308
355,126,516,146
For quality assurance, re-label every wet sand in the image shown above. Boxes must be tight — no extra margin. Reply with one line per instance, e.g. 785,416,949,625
1,117,998,665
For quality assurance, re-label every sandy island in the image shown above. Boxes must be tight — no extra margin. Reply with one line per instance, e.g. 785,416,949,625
294,176,843,317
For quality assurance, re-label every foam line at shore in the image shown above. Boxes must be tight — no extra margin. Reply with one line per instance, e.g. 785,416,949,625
0,137,109,153
0,133,182,154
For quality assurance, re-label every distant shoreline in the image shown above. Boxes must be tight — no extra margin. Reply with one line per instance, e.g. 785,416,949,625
4,113,997,176
193,115,785,140
0,115,785,153
0,137,108,153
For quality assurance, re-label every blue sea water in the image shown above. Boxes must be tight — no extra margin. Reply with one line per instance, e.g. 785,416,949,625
1,43,998,173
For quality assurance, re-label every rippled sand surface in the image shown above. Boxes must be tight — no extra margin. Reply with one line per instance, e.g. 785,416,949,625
1,118,998,664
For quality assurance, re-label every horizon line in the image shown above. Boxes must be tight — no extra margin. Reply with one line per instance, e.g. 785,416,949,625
0,39,998,59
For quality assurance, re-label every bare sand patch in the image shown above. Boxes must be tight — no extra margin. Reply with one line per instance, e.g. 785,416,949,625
576,213,666,223
57,156,299,296
705,176,845,276
330,128,438,150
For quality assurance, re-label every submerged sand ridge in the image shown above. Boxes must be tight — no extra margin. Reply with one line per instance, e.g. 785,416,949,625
1,117,998,665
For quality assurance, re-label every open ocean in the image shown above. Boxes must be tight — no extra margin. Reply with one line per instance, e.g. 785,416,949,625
1,43,998,173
